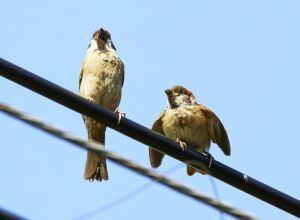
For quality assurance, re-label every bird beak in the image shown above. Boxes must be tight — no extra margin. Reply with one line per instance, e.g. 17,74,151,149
99,28,105,37
165,89,172,96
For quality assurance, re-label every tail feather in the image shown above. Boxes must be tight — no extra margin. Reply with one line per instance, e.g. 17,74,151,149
149,147,165,168
186,165,206,176
84,150,108,181
84,125,108,181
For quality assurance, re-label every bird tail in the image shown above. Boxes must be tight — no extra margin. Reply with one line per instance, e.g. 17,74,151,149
186,165,206,176
149,147,165,168
84,126,108,181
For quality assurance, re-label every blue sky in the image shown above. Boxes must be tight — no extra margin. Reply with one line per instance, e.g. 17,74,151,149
0,0,299,219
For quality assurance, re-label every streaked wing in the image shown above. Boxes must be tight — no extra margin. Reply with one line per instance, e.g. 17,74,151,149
149,110,166,168
79,67,84,90
198,105,231,155
120,60,125,87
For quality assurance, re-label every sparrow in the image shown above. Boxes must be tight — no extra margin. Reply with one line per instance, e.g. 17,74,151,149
149,85,230,175
79,28,124,181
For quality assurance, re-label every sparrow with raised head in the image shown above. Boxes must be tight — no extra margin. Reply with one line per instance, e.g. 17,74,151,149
79,28,124,181
149,85,230,175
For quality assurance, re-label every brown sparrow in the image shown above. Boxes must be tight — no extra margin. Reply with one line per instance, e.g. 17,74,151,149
149,85,230,175
79,28,124,181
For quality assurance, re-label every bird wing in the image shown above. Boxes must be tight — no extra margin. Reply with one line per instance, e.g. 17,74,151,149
198,105,231,156
78,66,86,124
79,67,84,89
149,110,166,168
120,60,125,87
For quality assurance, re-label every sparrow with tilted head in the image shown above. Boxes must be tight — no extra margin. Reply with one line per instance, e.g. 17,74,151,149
149,85,230,175
79,28,125,181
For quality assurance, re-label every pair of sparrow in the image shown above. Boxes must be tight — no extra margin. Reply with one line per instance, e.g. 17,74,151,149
79,28,231,181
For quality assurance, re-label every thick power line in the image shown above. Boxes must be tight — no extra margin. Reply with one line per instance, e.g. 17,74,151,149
0,207,25,220
0,57,299,217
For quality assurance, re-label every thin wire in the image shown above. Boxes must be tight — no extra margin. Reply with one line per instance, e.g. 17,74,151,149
71,164,183,220
209,176,225,220
0,102,257,220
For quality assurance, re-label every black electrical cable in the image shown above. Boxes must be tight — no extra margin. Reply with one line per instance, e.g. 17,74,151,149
0,207,25,220
0,57,299,217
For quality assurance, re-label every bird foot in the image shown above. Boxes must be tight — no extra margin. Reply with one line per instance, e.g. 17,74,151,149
114,107,125,124
86,97,94,102
176,138,187,151
202,151,214,168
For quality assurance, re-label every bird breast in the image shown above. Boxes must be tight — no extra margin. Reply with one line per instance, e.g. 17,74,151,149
162,105,210,150
79,50,123,110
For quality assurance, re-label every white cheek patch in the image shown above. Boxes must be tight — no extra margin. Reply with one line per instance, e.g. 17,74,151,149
166,100,171,109
87,39,116,53
87,39,98,52
174,95,188,106
105,40,116,52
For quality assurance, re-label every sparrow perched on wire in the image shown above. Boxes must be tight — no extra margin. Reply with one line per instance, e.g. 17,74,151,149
79,28,124,181
149,85,230,175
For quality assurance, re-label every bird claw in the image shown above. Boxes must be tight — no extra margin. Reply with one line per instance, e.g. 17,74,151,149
176,138,187,151
86,97,94,102
114,107,125,124
202,151,214,168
